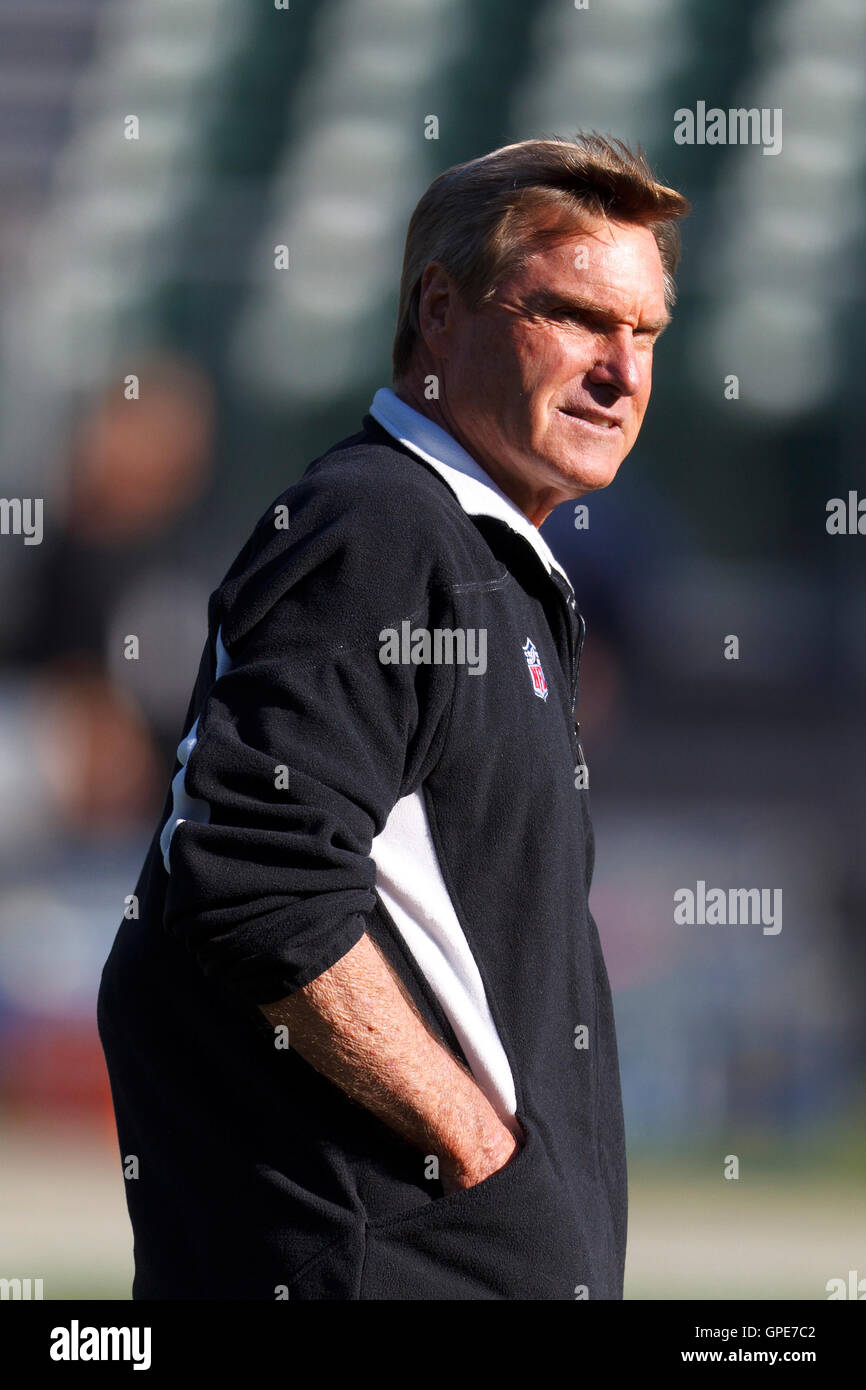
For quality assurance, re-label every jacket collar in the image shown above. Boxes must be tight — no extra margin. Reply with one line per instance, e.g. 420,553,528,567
368,387,574,592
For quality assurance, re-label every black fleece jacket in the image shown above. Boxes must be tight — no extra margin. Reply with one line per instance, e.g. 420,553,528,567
97,410,627,1300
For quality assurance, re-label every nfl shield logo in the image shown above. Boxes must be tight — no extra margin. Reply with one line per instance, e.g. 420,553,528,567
522,637,548,701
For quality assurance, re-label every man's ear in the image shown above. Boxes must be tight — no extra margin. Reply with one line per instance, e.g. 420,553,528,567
418,262,458,359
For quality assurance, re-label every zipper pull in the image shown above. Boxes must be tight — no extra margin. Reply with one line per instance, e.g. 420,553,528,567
575,720,586,762
574,720,588,786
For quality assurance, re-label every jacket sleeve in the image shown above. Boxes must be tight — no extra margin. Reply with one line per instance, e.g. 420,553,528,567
161,483,455,1006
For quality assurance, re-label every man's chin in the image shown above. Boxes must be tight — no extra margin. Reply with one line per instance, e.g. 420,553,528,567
553,448,627,495
546,418,631,491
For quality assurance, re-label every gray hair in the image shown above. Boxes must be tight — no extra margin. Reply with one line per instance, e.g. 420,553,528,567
392,132,690,381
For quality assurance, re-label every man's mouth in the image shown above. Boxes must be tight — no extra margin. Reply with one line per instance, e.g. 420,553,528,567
557,407,621,432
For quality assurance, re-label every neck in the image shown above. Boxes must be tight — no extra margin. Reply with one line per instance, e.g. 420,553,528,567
390,378,566,528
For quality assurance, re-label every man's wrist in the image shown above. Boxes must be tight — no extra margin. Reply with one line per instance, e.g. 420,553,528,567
418,1037,522,1184
441,1118,521,1190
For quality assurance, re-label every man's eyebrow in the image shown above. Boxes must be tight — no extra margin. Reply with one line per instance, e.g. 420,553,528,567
522,290,672,335
640,312,672,335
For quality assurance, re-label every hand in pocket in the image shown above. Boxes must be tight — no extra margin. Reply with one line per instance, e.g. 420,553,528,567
440,1117,527,1195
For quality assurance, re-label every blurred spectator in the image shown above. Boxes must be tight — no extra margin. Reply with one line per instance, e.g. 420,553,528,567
1,356,215,840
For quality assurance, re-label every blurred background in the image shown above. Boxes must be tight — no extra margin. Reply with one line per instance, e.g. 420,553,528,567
0,0,863,1300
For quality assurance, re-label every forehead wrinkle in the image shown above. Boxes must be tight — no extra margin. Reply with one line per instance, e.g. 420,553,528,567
492,224,668,332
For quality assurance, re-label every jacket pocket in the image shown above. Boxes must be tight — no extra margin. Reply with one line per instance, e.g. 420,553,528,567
358,1115,597,1300
283,1226,367,1301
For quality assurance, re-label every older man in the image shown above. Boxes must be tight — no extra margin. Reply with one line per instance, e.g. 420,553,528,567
97,133,689,1300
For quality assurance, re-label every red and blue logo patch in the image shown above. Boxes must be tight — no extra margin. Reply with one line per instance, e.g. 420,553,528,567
522,637,548,701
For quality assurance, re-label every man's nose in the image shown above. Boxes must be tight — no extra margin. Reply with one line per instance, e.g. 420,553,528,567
586,328,642,397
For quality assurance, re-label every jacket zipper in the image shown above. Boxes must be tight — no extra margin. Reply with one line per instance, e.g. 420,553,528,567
556,581,587,771
573,605,587,771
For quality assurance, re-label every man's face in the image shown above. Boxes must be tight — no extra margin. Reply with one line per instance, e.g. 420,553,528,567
427,217,670,520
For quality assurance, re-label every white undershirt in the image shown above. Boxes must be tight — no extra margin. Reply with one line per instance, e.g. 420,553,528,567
366,387,572,1127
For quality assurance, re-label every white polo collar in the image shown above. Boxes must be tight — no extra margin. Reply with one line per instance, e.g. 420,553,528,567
369,387,574,590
